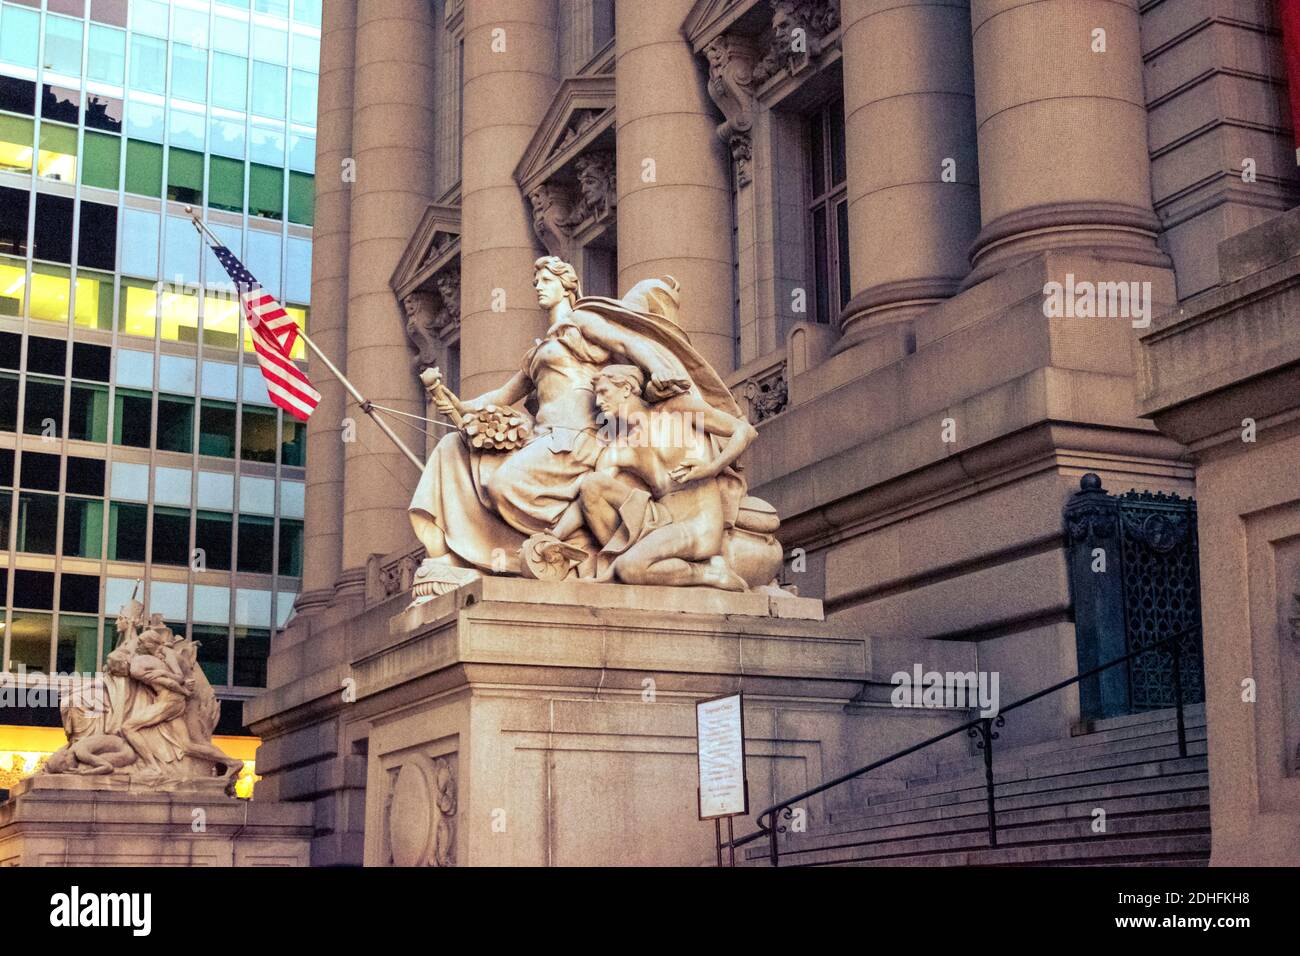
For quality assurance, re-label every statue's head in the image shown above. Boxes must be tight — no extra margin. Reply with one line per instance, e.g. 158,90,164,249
45,748,75,773
593,364,646,420
534,256,581,310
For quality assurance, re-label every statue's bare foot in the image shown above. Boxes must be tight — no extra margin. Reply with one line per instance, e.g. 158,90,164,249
411,559,481,601
702,556,747,592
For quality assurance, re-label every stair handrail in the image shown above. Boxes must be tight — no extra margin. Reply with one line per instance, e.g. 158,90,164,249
723,624,1202,866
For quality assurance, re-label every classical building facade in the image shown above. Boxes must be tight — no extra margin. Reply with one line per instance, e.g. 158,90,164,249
246,0,1300,865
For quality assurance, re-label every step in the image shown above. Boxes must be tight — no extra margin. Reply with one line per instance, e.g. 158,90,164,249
1072,702,1206,736
766,809,1209,867
930,719,1208,780
826,766,1209,832
825,833,1211,868
900,736,1208,800
790,788,1209,851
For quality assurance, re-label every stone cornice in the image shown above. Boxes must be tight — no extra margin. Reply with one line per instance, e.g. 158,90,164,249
390,202,461,302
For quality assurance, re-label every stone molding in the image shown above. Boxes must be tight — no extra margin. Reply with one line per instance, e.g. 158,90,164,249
390,202,462,371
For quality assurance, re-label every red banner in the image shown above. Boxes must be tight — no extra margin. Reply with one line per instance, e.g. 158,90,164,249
1283,0,1300,162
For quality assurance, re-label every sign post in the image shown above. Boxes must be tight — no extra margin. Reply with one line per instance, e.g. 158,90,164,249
695,692,749,866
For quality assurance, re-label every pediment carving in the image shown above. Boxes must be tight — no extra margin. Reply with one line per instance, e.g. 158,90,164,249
392,203,462,371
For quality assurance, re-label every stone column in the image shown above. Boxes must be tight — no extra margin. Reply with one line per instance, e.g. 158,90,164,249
966,0,1165,285
300,0,355,612
616,0,736,374
839,0,980,346
457,0,559,401
339,0,437,582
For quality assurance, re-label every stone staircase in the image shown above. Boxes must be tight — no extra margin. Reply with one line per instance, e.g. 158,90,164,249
743,704,1210,867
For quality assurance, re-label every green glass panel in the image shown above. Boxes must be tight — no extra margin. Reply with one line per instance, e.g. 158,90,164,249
209,156,245,213
82,131,121,190
124,140,163,197
287,171,313,226
0,114,35,175
248,163,283,220
167,147,204,204
39,123,78,156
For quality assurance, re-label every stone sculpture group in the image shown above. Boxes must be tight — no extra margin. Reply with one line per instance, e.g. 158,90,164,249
42,599,244,794
408,257,785,598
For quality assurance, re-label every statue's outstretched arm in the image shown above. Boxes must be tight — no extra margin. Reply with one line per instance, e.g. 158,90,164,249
573,312,689,399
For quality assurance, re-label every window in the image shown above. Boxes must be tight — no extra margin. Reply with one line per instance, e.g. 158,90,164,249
167,148,204,205
281,415,305,467
61,572,102,614
8,611,53,672
193,624,229,685
34,194,75,262
152,506,191,566
87,24,127,84
278,518,303,577
77,202,118,272
0,188,29,254
0,75,36,114
126,97,164,142
38,108,78,162
237,515,274,573
210,117,245,159
241,406,278,462
73,271,115,331
56,615,101,673
129,35,167,94
294,0,322,27
21,451,61,491
249,163,284,217
163,216,201,286
108,501,147,561
159,286,200,343
805,98,849,326
91,0,129,27
0,4,40,70
0,371,17,430
17,491,59,553
157,395,194,452
23,378,64,436
172,43,208,103
30,263,72,323
232,626,269,687
202,291,241,349
64,497,105,558
288,172,314,225
199,400,237,457
209,156,245,213
195,511,233,571
28,336,67,375
124,140,164,197
43,15,85,77
69,382,110,441
119,278,158,337
0,114,34,173
84,94,124,133
113,388,152,447
82,131,121,190
250,61,286,118
72,342,112,382
212,53,248,110
290,69,316,125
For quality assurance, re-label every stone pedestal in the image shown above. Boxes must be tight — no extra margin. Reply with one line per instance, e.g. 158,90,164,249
250,577,971,867
0,776,313,866
1138,203,1300,866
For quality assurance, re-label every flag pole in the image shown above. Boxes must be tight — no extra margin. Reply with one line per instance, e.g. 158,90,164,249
185,207,425,472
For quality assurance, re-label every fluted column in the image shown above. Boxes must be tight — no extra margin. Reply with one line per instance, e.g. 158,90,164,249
839,0,980,345
966,0,1165,285
457,0,559,400
300,0,354,611
616,0,735,374
339,0,437,581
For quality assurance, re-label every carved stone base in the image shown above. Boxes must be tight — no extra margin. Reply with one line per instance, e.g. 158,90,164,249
344,577,970,866
0,775,313,866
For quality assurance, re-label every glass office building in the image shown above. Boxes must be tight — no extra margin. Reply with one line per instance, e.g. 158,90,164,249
0,0,320,778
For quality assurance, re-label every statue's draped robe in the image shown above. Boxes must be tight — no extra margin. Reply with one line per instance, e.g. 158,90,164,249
409,281,749,573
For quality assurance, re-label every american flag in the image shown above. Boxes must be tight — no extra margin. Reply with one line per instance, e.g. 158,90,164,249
209,244,320,421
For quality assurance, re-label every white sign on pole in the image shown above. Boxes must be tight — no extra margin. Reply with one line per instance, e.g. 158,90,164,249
696,692,748,820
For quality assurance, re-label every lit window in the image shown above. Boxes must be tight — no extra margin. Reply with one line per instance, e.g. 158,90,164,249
37,123,78,182
29,264,72,323
0,114,34,173
203,291,242,350
283,304,307,359
118,279,159,338
159,286,200,344
73,270,115,330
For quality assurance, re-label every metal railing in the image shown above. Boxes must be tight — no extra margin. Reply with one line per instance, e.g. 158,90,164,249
720,625,1201,867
